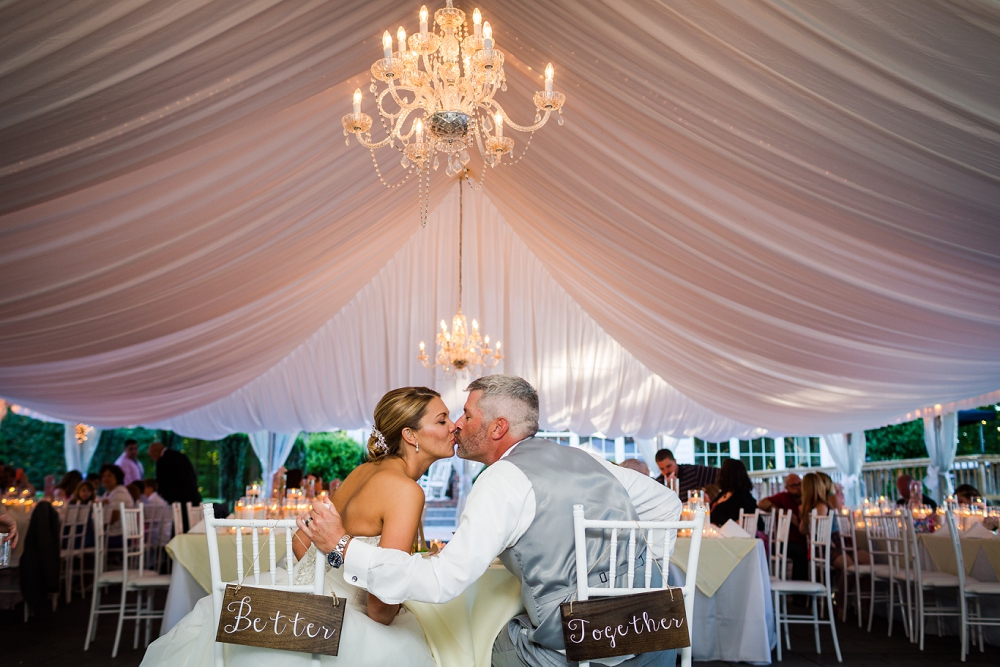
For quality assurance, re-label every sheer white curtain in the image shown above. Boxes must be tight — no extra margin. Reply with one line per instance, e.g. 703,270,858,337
821,432,866,507
62,423,102,474
634,437,661,476
247,430,301,498
923,413,959,503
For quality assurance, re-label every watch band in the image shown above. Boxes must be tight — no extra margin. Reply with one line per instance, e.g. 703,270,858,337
327,533,352,569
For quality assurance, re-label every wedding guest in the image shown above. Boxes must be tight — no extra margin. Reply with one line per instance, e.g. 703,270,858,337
654,448,718,499
71,480,97,504
115,439,145,486
758,473,808,580
100,464,134,510
141,479,168,506
127,481,144,503
148,441,201,529
895,473,937,511
702,483,721,505
710,459,762,530
619,458,650,476
54,470,83,501
954,484,982,505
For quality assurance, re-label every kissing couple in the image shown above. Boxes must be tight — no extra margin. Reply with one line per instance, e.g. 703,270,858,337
144,375,681,667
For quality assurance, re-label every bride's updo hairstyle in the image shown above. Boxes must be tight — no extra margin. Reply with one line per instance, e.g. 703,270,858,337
367,386,441,462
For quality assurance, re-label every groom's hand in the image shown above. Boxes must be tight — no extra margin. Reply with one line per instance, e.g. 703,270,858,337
297,501,346,554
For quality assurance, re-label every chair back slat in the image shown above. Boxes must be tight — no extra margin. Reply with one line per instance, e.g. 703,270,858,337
738,508,760,536
760,509,774,542
608,529,618,590
626,529,636,588
770,509,792,579
251,527,261,585
120,503,147,578
235,524,244,582
171,502,185,536
944,510,967,588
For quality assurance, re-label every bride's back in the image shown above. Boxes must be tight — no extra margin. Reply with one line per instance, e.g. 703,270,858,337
331,460,424,546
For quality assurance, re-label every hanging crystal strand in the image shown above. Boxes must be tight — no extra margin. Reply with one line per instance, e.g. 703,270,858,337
371,148,415,188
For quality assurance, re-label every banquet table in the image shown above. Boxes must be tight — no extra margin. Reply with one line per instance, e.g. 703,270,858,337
162,533,774,664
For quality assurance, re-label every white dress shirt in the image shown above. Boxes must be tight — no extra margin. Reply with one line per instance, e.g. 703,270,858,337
141,491,168,506
115,453,144,486
343,443,682,605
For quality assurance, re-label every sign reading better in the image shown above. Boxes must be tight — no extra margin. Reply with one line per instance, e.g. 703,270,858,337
560,588,690,662
215,584,346,656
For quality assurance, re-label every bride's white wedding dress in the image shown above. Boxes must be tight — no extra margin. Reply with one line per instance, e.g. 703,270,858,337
141,536,436,667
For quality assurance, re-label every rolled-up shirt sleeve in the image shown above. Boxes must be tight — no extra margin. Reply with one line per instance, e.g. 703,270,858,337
342,460,535,605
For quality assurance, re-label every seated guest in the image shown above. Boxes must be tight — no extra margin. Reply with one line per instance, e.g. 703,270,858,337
54,470,83,501
127,481,143,503
954,484,982,505
710,459,762,530
71,480,96,504
654,448,718,500
702,483,721,505
100,464,133,507
758,473,808,580
895,473,937,511
141,479,168,506
619,458,650,476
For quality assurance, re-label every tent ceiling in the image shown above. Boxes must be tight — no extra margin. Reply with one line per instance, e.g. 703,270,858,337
1,0,998,434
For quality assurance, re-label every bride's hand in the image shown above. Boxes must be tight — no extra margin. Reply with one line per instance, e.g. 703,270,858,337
297,501,347,555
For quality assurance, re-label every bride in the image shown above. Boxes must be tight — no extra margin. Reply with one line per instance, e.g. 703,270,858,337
142,387,455,667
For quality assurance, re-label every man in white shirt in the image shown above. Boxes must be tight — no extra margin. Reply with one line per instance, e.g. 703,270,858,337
300,376,682,667
140,479,168,506
114,439,144,487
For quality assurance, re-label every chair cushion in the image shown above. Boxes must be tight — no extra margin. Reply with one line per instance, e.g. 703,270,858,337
965,579,1000,595
128,573,173,588
918,571,960,588
97,569,163,584
771,579,827,594
845,563,874,574
869,564,893,578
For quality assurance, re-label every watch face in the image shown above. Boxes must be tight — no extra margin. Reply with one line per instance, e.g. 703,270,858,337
327,550,343,569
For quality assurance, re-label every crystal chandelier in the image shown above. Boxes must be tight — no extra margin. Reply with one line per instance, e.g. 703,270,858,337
342,1,566,225
418,173,502,378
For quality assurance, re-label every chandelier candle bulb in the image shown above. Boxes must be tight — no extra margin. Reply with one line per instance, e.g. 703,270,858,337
483,21,493,49
415,117,424,142
545,63,554,92
495,112,503,137
420,5,429,34
383,31,393,59
473,8,482,35
397,27,407,52
352,89,362,115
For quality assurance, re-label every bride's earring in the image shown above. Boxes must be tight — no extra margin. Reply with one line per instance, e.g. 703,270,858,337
415,441,420,453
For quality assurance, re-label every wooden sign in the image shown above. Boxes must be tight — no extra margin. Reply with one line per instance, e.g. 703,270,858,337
560,589,690,662
215,584,346,656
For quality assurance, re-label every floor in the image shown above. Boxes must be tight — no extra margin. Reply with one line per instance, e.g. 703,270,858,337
3,594,997,666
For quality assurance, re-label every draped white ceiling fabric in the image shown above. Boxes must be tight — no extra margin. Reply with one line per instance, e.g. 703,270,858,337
1,0,999,436
150,187,767,440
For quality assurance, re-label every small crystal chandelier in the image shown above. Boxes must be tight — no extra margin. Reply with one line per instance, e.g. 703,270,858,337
342,1,566,226
418,172,502,378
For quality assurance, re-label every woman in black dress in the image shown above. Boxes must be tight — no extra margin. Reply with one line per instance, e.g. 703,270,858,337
709,459,762,532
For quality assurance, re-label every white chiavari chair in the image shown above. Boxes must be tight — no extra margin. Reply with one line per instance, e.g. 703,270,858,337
834,512,872,626
572,505,706,667
904,509,960,650
84,503,126,650
760,509,774,547
864,514,911,638
171,501,185,536
60,503,91,603
944,509,1000,661
770,509,792,580
186,501,200,530
771,510,842,662
143,504,174,572
112,503,172,657
739,508,760,536
204,503,325,667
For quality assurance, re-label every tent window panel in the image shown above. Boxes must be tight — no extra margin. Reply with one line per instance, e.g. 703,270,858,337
580,436,617,461
623,437,636,458
785,436,821,468
538,432,572,447
694,438,730,467
739,438,776,471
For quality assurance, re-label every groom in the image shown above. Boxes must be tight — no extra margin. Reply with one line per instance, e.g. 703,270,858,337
299,375,682,666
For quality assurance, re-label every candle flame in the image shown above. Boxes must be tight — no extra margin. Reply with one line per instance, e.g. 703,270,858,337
420,5,428,23
382,30,393,50
545,63,554,80
353,88,362,105
473,8,481,25
483,21,492,40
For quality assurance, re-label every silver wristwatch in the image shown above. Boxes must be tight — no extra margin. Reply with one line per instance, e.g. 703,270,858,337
326,534,352,569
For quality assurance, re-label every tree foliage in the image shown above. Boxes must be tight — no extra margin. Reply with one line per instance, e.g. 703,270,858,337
0,408,65,487
864,420,926,461
301,431,363,481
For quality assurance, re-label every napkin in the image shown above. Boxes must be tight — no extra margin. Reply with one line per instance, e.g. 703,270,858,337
188,520,206,533
964,522,994,539
933,520,951,537
719,519,752,539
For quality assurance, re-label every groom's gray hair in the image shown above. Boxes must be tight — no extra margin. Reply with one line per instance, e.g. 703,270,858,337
466,375,539,439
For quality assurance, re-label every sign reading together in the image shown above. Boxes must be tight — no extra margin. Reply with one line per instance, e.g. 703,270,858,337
560,588,690,662
215,584,346,656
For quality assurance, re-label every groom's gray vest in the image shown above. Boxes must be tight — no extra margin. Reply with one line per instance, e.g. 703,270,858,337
498,438,646,650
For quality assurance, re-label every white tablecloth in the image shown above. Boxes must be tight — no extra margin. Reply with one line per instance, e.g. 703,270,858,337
670,540,775,663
